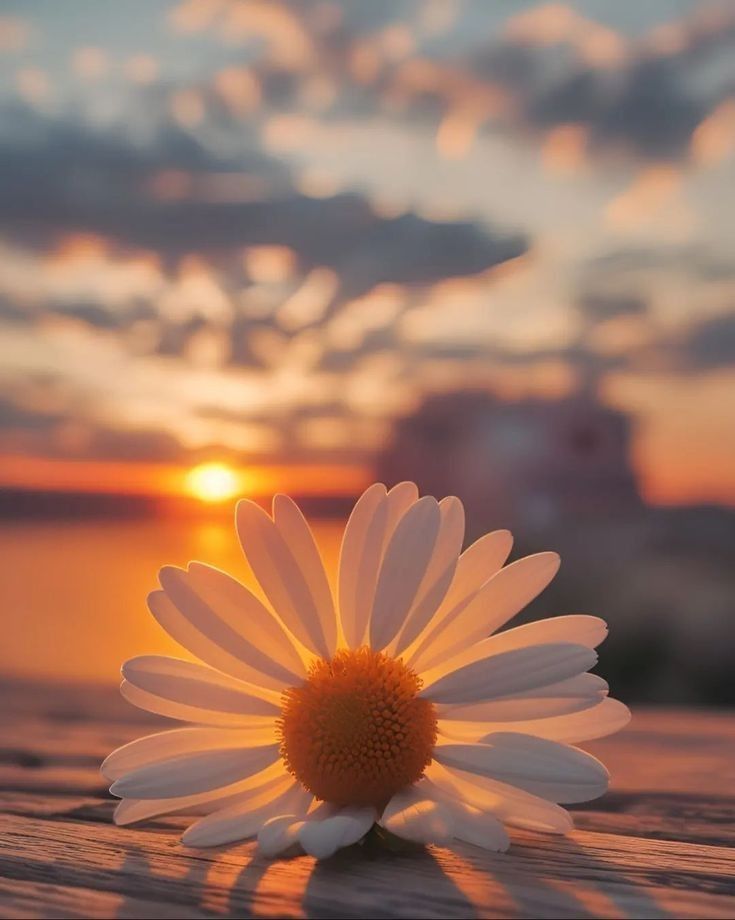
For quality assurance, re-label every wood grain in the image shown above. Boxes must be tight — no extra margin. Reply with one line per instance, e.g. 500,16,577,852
1,679,734,919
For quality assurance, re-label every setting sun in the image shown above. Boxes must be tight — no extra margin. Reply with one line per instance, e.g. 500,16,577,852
184,462,242,503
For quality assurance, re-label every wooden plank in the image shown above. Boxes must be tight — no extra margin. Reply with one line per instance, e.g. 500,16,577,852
1,679,734,919
0,876,212,920
0,811,734,919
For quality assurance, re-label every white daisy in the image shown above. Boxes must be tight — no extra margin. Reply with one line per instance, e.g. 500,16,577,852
103,482,630,859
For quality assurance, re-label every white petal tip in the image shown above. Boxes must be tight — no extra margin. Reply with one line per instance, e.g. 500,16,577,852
271,493,290,514
298,808,376,859
545,551,561,570
180,830,206,847
113,805,139,827
389,480,418,494
257,815,306,858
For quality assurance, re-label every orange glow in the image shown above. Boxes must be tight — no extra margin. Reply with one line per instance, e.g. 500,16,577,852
379,23,415,62
542,123,589,174
51,232,108,261
436,105,483,160
220,1,314,70
148,169,194,201
123,54,158,85
168,0,224,33
71,46,108,80
184,462,242,503
214,66,261,115
691,100,735,166
277,267,339,330
170,88,205,128
0,16,29,52
0,455,371,501
393,56,513,131
602,369,735,507
504,3,626,67
15,67,49,104
505,2,578,43
243,245,297,284
297,167,341,199
349,41,382,84
605,165,682,229
646,21,688,57
263,114,318,152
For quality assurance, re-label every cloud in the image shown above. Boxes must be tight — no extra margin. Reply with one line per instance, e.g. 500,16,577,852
0,102,527,328
19,1,730,173
9,1,731,472
75,424,184,462
675,312,735,371
0,392,184,461
0,94,529,463
221,1,735,165
417,4,734,165
0,101,288,249
0,396,60,432
582,243,735,283
0,15,31,52
471,5,735,162
579,292,647,320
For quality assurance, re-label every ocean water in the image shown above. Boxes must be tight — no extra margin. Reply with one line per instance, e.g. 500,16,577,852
0,515,345,684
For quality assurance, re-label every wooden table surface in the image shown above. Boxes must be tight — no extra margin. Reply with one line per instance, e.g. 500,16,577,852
1,680,734,920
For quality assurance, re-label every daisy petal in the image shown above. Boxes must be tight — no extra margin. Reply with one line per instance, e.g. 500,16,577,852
338,483,388,648
434,733,609,803
187,562,306,672
110,743,280,799
486,672,609,702
437,701,602,742
114,763,290,825
102,727,252,782
437,675,608,724
443,529,515,610
423,615,608,683
380,784,454,845
426,761,573,834
122,656,280,718
236,499,332,658
120,680,280,732
476,697,632,745
384,480,419,529
501,615,609,650
339,481,421,648
413,552,561,672
389,496,465,657
369,496,441,651
443,800,510,852
298,804,376,859
151,563,305,691
272,494,337,656
183,780,311,848
405,529,513,669
421,643,597,705
258,814,306,857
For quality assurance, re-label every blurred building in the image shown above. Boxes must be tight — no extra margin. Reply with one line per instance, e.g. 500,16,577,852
378,389,735,706
378,389,642,537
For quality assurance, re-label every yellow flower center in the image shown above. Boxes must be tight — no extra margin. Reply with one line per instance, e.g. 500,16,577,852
278,647,437,807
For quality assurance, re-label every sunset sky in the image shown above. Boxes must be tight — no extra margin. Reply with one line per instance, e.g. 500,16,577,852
1,0,734,505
